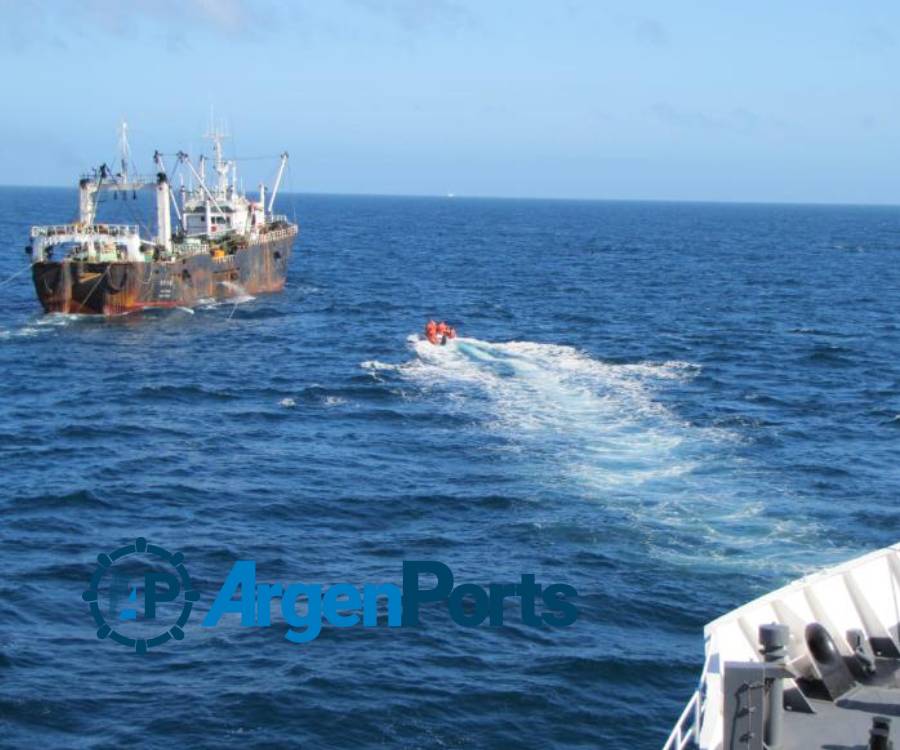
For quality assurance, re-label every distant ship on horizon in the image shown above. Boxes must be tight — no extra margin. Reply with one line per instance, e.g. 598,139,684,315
25,123,298,315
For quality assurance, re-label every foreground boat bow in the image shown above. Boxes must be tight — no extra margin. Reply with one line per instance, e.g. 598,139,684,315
664,542,900,749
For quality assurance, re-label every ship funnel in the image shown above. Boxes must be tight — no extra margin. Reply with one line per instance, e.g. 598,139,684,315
156,172,172,251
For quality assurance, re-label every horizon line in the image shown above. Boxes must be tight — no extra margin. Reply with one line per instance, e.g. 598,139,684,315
1,183,899,210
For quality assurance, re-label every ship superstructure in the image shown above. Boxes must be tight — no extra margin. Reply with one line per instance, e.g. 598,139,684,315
27,123,298,314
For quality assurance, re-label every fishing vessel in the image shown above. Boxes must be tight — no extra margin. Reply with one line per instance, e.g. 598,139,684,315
664,542,900,749
26,123,298,315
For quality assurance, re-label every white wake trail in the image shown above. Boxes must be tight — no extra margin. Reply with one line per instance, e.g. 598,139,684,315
367,335,701,488
363,335,828,571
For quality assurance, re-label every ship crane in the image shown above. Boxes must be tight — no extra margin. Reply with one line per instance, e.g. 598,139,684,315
268,152,289,216
177,151,227,235
78,165,153,229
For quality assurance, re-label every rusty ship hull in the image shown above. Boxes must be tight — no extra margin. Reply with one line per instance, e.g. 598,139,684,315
32,233,294,315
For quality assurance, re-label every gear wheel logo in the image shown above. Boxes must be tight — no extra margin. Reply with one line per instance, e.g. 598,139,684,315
82,537,199,653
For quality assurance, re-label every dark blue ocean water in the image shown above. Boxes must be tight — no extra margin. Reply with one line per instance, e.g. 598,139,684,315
0,188,898,749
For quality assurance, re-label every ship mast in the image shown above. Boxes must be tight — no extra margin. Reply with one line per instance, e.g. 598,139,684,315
204,119,233,199
78,120,149,228
118,121,131,183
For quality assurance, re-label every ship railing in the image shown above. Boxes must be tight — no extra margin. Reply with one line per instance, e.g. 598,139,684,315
31,223,140,239
269,214,290,224
255,224,298,244
661,653,710,750
171,241,211,257
79,172,155,185
68,247,133,262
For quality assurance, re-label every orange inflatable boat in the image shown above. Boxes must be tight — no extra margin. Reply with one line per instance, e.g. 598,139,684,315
424,320,457,345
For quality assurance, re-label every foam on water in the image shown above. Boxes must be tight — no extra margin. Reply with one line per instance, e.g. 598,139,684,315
218,281,256,305
365,335,703,480
365,335,827,570
35,313,89,326
0,312,100,339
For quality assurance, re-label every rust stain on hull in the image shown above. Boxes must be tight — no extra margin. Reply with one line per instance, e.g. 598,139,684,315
32,235,295,315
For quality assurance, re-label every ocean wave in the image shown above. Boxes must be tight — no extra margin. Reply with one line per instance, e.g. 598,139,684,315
8,489,113,511
135,384,239,403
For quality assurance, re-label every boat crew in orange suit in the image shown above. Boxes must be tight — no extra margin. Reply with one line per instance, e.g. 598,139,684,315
425,320,438,344
425,320,458,345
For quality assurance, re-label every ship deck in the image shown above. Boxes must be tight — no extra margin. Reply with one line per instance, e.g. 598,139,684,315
780,677,899,750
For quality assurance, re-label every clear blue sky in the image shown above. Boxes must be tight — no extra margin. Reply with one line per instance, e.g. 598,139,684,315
3,1,900,203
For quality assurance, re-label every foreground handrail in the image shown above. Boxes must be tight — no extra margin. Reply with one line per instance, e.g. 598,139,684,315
662,652,710,750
